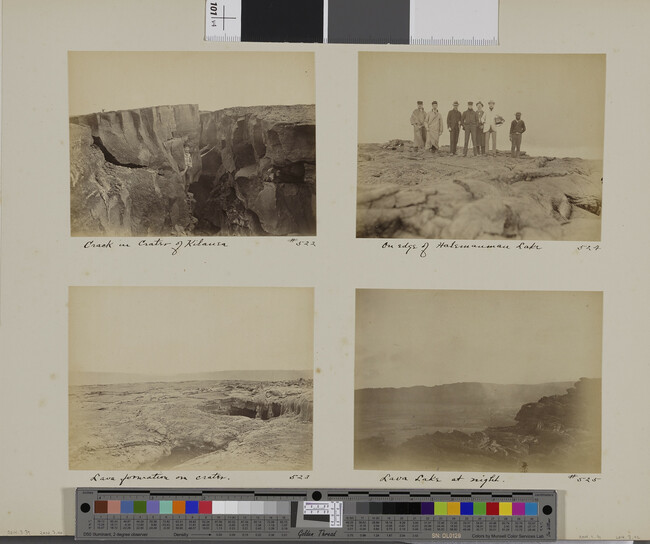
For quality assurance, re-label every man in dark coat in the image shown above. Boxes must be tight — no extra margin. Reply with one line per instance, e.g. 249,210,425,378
447,101,462,155
509,112,527,158
461,101,478,156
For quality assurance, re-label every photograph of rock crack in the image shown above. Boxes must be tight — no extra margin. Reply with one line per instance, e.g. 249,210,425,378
357,53,605,240
69,52,316,236
355,289,602,473
69,287,314,470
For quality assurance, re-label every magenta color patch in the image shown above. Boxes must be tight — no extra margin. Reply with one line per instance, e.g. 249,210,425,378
512,502,526,516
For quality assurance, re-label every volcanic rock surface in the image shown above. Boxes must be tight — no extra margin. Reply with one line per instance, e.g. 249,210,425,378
355,378,601,473
357,141,602,241
70,104,316,236
194,105,316,235
69,378,313,470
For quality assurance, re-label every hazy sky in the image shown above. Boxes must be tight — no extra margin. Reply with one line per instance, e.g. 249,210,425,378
68,51,315,116
355,290,602,389
358,53,605,158
69,287,314,375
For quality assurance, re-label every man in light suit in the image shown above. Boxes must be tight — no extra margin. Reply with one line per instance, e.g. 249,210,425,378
483,100,503,156
410,101,427,149
425,101,444,153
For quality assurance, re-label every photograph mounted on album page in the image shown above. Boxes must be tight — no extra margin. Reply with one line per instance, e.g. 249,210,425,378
356,53,604,241
68,287,314,472
355,290,603,474
69,51,317,238
1,0,650,540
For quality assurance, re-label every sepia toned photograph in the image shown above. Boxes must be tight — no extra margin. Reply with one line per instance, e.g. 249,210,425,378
357,53,605,241
69,52,316,237
69,287,314,470
355,289,602,473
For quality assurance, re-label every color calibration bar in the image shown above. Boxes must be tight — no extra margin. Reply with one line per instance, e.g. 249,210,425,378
91,499,539,517
205,0,498,45
77,488,556,540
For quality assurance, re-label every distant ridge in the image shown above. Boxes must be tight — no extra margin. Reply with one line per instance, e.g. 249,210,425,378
70,369,313,386
355,381,579,405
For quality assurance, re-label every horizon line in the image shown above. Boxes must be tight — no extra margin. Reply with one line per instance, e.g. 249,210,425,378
355,377,600,390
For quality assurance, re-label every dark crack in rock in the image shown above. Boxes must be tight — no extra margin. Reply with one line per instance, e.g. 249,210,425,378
70,104,316,236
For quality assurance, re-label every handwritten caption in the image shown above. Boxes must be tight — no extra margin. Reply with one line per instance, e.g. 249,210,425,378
379,473,502,488
82,238,316,255
88,471,311,486
567,474,601,483
6,530,64,536
90,472,230,486
380,240,542,257
288,238,316,247
83,238,227,256
381,241,608,257
379,472,604,487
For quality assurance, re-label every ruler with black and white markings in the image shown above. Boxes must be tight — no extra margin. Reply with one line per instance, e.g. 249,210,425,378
204,0,499,45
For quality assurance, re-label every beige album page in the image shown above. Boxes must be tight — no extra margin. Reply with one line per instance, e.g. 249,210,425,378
1,0,649,539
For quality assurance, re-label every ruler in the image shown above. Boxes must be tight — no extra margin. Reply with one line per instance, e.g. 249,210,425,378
204,0,499,45
76,488,556,540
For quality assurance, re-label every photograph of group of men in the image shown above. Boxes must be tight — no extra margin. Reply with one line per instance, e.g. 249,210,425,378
410,100,527,158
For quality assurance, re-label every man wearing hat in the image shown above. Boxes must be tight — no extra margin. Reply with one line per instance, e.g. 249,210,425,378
476,101,486,155
461,101,479,157
483,100,504,156
425,101,444,153
447,101,462,155
509,112,526,158
410,101,427,149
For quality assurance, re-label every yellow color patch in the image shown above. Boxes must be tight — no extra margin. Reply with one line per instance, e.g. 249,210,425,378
499,502,512,516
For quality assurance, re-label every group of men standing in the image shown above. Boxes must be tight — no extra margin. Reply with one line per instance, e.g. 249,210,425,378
410,100,526,158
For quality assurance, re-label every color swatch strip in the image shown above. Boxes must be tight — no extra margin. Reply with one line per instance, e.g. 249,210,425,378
94,501,291,515
94,500,537,516
354,502,537,516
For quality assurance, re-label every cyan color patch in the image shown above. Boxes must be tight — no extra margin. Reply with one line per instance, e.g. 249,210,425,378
525,502,538,516
159,501,173,515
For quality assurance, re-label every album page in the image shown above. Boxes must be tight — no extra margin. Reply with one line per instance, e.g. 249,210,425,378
1,0,649,539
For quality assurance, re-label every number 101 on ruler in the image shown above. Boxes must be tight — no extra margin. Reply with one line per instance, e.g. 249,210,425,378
206,0,241,41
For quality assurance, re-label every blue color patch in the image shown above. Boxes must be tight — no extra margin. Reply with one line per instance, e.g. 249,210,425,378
121,501,134,514
525,502,538,516
185,501,199,514
460,502,474,515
